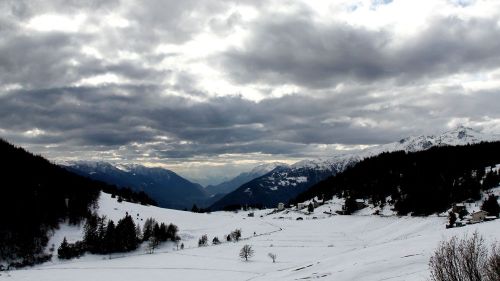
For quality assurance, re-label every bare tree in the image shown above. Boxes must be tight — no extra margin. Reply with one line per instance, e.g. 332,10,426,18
239,244,254,261
147,236,159,254
429,231,497,281
486,243,500,281
268,252,277,263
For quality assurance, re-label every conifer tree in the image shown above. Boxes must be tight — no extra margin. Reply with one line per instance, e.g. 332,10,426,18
116,215,138,252
103,220,116,253
57,237,70,259
482,195,500,217
83,215,99,253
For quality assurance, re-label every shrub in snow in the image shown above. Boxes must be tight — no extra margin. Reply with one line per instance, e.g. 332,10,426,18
230,229,242,242
198,234,208,247
429,231,500,281
212,236,220,245
268,252,277,263
147,237,159,254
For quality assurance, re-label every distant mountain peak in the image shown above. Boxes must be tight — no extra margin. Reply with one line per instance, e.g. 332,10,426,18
439,125,486,142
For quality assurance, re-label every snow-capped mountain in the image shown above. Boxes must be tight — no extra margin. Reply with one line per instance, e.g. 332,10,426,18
205,162,289,196
210,126,498,210
64,161,207,210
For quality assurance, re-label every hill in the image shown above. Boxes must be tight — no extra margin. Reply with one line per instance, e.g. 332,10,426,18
296,141,500,215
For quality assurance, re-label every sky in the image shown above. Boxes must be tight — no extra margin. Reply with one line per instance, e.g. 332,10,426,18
1,0,500,185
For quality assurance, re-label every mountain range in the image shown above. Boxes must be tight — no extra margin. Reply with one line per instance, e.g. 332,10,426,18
209,126,498,210
63,126,498,211
63,161,286,210
64,162,207,210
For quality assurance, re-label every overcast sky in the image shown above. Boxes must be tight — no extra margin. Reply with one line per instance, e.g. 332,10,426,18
1,0,500,185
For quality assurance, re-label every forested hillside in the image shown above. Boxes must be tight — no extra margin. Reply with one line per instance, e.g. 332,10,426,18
0,139,155,266
295,141,500,215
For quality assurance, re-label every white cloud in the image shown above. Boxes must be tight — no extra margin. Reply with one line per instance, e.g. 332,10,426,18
25,13,87,32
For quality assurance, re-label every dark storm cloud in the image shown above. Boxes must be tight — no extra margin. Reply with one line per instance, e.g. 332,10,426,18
220,10,500,88
4,79,500,160
0,32,168,89
0,33,84,88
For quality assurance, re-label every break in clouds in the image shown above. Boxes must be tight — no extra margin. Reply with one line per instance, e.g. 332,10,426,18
1,0,500,183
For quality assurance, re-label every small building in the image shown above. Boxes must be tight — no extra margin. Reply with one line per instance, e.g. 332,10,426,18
452,203,466,214
355,199,366,209
297,203,307,209
277,202,285,211
248,212,254,217
470,210,488,223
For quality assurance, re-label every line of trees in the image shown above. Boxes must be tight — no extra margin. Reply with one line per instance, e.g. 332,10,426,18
58,214,179,259
198,229,242,247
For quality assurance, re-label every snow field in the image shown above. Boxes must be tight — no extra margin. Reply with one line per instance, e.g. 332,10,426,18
2,192,500,281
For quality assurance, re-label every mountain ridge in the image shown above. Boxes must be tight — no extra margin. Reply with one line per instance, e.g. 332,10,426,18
63,162,207,210
210,126,499,210
204,162,289,196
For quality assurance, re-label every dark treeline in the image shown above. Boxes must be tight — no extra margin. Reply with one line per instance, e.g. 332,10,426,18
58,214,179,259
295,141,500,215
0,139,156,267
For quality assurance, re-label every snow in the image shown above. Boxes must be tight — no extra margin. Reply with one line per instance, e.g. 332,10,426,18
3,192,500,281
290,126,499,172
249,162,289,175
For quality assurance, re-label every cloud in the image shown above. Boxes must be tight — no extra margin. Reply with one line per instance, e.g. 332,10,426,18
1,0,500,181
220,9,500,88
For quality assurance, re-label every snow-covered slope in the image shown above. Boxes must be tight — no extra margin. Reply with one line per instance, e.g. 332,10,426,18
211,126,499,210
6,191,500,281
